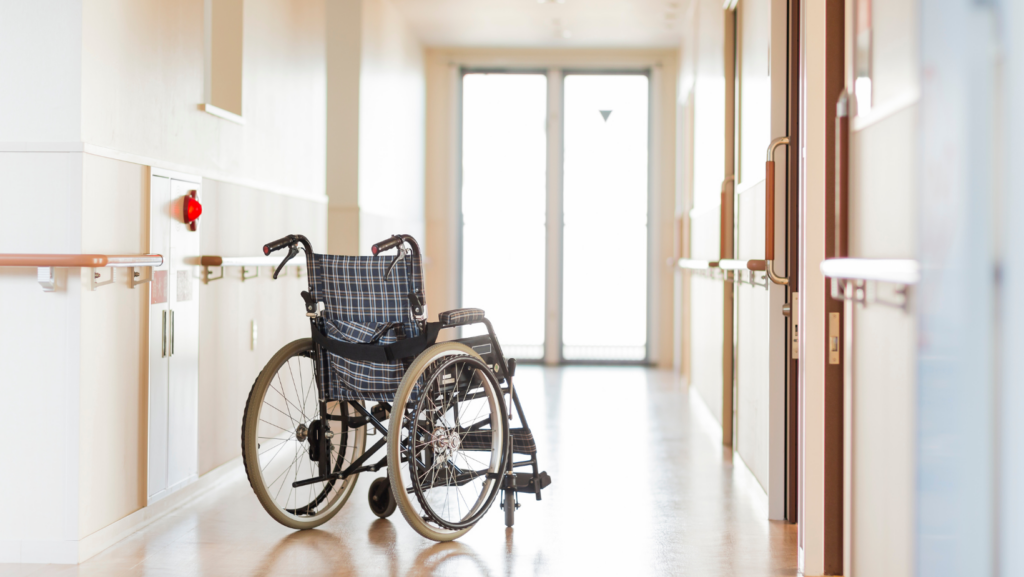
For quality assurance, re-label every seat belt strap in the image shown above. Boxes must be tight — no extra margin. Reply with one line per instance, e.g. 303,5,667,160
312,322,442,363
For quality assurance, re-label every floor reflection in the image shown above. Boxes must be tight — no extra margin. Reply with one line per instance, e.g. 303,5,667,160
4,367,798,577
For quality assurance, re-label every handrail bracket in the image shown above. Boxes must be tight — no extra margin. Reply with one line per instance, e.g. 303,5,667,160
91,267,115,291
131,266,153,289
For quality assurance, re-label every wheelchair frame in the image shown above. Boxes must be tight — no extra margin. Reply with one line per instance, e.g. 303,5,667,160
253,233,550,536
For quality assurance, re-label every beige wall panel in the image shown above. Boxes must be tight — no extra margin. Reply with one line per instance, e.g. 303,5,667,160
690,206,722,260
738,0,771,188
850,305,915,577
358,0,426,255
690,276,725,426
736,280,770,492
737,185,765,262
689,206,724,423
81,0,327,198
871,0,919,107
847,110,917,577
849,107,917,258
197,180,325,476
78,154,149,538
735,184,769,491
691,0,726,212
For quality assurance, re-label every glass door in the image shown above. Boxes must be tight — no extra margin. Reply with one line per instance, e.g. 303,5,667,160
460,72,548,360
561,73,649,362
460,71,650,363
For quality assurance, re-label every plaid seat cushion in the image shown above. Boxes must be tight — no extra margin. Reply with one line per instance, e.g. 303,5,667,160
310,251,425,401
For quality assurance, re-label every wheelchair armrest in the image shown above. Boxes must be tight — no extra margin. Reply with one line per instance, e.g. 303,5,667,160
438,308,485,328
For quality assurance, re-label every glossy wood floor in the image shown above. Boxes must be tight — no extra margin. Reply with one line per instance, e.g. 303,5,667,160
5,366,798,576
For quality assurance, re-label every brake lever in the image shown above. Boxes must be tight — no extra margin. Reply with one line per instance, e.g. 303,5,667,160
273,244,300,279
383,246,405,280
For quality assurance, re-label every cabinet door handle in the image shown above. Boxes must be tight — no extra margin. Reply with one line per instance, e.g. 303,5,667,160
161,310,167,358
169,310,175,357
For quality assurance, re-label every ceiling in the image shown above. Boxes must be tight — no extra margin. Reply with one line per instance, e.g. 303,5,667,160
390,0,686,48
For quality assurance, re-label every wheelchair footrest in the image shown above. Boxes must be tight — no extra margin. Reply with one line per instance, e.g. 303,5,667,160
512,470,552,495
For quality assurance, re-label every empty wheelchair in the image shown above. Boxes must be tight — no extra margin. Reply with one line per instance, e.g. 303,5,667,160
241,234,551,541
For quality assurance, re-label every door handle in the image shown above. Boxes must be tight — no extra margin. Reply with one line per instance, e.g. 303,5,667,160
766,136,790,285
169,310,175,357
161,310,167,358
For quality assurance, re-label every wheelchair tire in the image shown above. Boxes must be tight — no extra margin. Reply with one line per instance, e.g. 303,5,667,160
368,477,397,518
388,341,510,542
504,488,515,528
242,338,367,530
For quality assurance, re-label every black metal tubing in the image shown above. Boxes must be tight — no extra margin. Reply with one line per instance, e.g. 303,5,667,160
463,318,543,499
349,400,389,435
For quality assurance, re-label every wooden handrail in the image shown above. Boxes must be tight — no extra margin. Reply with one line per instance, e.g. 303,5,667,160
191,254,304,283
746,259,767,271
0,254,163,267
194,255,293,268
0,253,163,291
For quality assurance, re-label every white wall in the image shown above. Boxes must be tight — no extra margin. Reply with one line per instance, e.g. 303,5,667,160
680,0,727,429
843,0,919,574
0,151,84,564
0,0,329,562
81,0,327,198
327,0,427,257
358,0,426,253
0,0,82,143
0,1,86,563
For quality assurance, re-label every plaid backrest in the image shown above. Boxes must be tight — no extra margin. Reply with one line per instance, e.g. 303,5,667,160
309,252,425,401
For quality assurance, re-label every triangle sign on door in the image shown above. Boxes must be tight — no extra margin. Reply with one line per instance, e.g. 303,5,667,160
599,110,612,122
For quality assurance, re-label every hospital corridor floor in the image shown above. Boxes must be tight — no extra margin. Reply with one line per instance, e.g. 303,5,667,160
6,366,798,577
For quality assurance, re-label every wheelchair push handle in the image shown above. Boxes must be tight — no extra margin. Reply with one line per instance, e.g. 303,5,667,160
264,235,296,256
371,236,404,256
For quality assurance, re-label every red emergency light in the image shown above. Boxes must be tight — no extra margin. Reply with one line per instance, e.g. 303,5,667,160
183,190,202,231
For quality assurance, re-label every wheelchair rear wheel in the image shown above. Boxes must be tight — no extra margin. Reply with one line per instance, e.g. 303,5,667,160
242,338,367,529
387,342,509,541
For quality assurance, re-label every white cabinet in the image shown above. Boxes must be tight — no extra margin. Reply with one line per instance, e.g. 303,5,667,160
148,170,201,503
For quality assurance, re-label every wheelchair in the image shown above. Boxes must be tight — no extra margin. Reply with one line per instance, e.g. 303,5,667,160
241,234,551,541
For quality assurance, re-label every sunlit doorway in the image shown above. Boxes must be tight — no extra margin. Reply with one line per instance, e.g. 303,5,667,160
460,70,650,364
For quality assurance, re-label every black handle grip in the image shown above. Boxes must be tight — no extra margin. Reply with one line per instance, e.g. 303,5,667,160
263,235,294,256
371,235,403,256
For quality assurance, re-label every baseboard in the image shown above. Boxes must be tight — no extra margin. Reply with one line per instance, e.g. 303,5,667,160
76,456,244,564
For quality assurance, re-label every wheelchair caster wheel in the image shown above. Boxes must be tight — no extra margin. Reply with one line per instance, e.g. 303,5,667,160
369,477,397,518
503,488,516,527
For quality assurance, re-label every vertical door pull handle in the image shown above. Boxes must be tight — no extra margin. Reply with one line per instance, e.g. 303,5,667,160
766,136,790,285
170,310,175,357
161,310,167,358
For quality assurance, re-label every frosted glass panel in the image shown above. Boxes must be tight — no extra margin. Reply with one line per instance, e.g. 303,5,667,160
461,73,547,359
562,74,649,361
